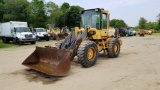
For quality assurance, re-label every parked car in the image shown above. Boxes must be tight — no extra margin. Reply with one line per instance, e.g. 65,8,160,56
119,28,136,36
130,30,136,36
33,28,50,41
119,28,127,36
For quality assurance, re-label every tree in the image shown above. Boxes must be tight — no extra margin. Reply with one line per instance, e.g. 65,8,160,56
145,21,157,30
57,2,70,27
60,2,70,12
110,19,127,28
0,0,4,22
66,6,84,28
157,13,160,31
110,19,117,27
27,0,47,27
45,1,60,25
138,17,147,29
3,0,29,22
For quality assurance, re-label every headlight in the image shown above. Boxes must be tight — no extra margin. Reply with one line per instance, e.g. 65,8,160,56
32,35,36,38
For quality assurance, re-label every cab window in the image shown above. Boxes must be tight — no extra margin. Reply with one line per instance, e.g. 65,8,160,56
102,13,107,29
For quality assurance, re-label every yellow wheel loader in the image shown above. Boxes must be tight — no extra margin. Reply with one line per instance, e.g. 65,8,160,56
46,24,70,40
46,24,60,40
22,8,122,76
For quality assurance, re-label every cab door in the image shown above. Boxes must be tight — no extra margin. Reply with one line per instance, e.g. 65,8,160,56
101,13,109,36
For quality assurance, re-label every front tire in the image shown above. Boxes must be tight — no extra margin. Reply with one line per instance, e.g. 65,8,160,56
30,41,36,44
107,38,120,58
45,36,50,41
77,40,98,67
15,38,21,45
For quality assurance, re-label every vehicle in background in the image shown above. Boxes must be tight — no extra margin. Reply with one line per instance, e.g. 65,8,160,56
144,30,152,35
119,28,136,36
119,28,130,36
46,24,60,40
139,29,145,37
33,28,50,41
147,30,152,35
0,21,36,45
130,30,136,36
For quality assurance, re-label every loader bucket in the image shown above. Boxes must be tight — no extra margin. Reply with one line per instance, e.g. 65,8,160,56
22,46,72,76
56,33,68,40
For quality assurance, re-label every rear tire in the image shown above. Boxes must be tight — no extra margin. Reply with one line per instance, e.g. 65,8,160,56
107,38,120,58
2,37,9,43
77,40,98,67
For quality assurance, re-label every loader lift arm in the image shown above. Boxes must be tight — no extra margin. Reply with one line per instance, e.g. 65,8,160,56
57,27,89,60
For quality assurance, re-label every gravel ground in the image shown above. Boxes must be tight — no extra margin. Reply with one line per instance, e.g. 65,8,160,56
0,35,160,90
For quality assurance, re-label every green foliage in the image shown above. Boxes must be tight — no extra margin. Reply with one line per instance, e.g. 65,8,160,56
152,33,160,36
60,2,70,12
136,16,160,32
1,0,159,31
138,17,147,29
110,19,127,28
45,1,61,25
157,13,160,30
66,6,84,28
0,0,4,22
145,22,158,30
57,2,70,27
3,0,29,22
27,0,46,27
0,40,18,48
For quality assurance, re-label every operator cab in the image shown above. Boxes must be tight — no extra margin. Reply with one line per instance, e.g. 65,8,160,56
80,8,109,30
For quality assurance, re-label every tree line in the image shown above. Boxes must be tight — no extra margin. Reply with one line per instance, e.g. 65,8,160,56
0,0,83,28
0,0,160,31
137,16,160,31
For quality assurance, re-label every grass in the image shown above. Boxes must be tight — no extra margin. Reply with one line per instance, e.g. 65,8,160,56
0,40,19,48
152,33,160,36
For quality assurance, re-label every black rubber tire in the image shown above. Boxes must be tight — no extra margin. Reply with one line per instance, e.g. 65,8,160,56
2,37,9,43
77,40,98,67
107,38,120,58
46,37,50,41
30,41,36,44
15,38,21,45
55,39,64,49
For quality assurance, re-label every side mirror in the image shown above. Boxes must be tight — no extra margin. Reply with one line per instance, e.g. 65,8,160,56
14,28,16,33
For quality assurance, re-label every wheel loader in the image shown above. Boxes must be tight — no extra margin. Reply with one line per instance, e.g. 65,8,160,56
46,24,69,40
22,8,122,76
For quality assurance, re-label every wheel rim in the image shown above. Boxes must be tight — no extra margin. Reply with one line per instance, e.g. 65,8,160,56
114,43,119,54
87,47,96,61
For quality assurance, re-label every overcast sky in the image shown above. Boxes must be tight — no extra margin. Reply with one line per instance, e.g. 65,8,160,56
43,0,160,27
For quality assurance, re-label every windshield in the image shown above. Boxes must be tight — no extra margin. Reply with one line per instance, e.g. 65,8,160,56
15,27,31,33
35,29,45,32
81,10,100,28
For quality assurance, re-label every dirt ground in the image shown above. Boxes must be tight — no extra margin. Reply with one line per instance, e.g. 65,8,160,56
0,35,160,90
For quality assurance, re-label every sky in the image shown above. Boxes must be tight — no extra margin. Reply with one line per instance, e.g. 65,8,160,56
43,0,160,27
